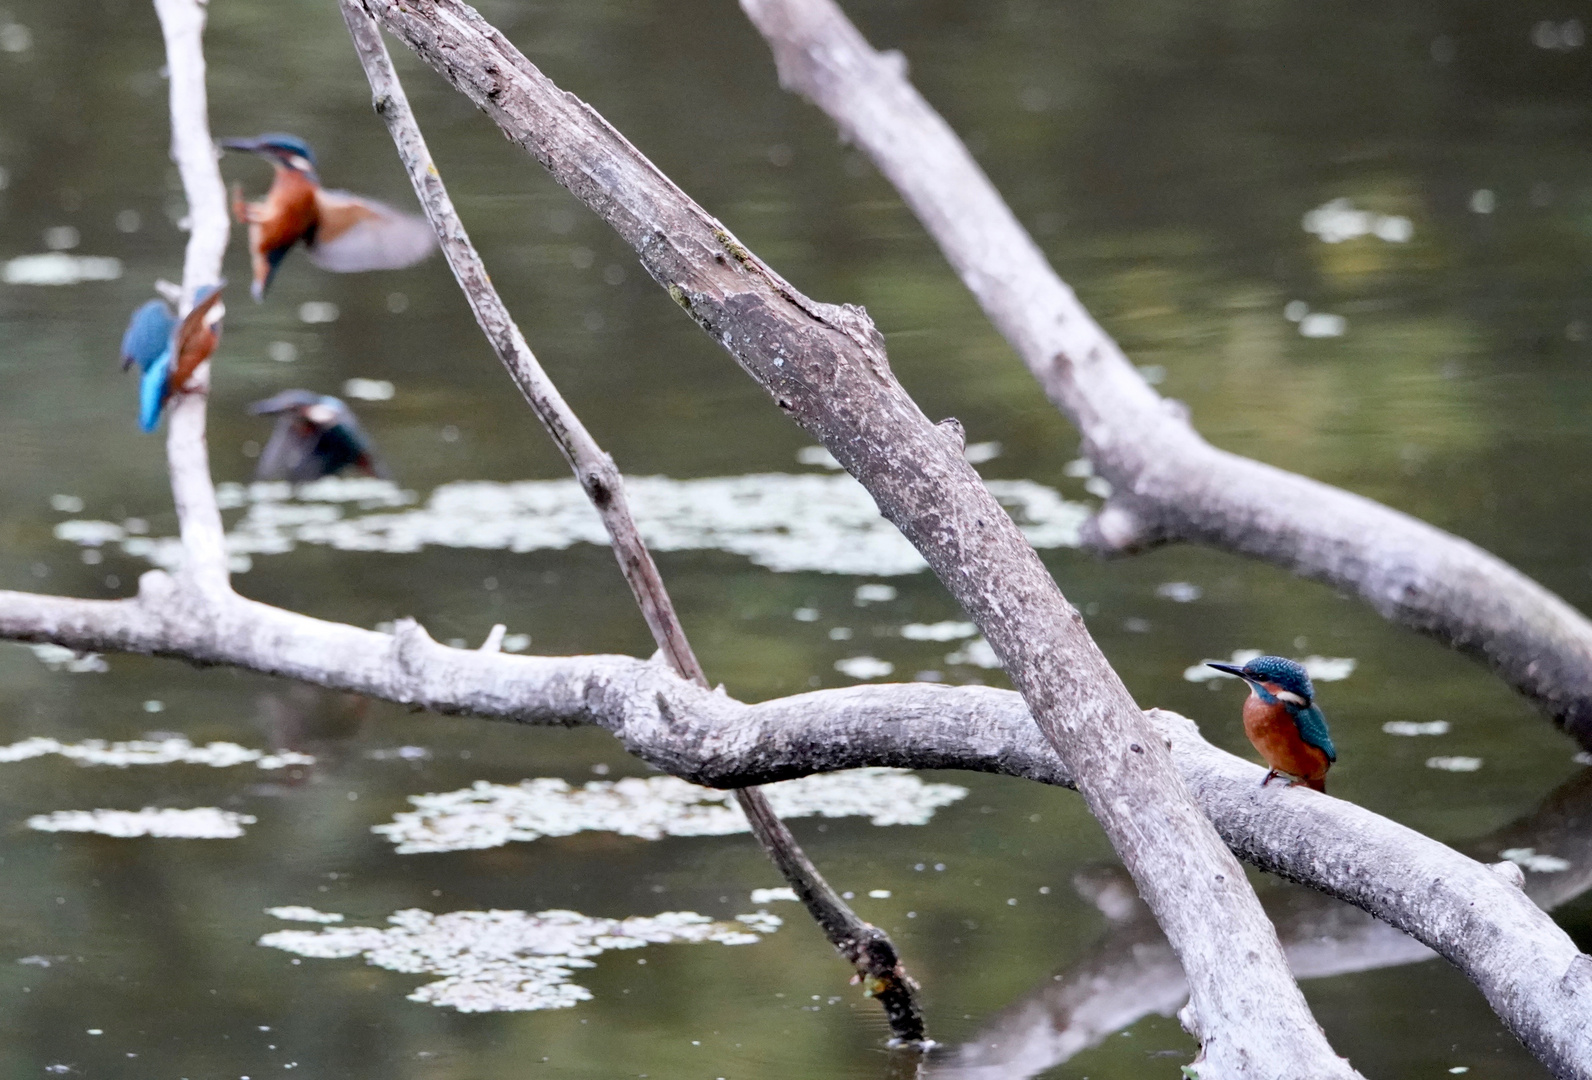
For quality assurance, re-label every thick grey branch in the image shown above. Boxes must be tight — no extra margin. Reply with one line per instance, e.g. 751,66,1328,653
737,0,1592,750
1,583,1587,1074
336,3,922,1040
354,3,1355,1074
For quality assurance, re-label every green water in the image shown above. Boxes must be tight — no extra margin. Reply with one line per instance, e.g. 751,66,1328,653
2,0,1591,1076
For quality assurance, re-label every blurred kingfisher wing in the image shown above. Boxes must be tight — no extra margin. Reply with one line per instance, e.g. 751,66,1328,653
307,190,435,273
1292,704,1337,762
138,349,173,432
169,285,226,392
328,411,390,480
255,415,322,483
120,299,176,373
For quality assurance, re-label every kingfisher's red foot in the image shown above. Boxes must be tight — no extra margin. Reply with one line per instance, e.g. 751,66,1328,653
1261,769,1279,787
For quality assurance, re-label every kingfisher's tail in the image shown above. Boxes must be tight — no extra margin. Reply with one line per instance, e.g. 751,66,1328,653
1305,775,1327,794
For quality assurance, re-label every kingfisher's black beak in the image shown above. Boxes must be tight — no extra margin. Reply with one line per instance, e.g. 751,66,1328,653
219,137,265,155
1206,662,1248,678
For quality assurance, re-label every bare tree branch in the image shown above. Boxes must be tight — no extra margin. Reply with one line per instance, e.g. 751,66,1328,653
736,0,1592,751
2,585,1588,1075
153,0,231,596
345,2,1365,1075
7,0,1573,1074
334,2,924,1039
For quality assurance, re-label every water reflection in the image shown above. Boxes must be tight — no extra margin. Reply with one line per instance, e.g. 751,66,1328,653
930,767,1592,1079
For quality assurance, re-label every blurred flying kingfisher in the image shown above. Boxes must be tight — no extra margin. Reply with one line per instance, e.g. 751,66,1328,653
248,390,388,482
118,283,227,432
1206,655,1337,792
220,133,435,301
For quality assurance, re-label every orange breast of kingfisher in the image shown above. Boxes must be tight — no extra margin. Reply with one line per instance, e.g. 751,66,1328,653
1243,695,1330,788
255,167,319,251
245,167,319,292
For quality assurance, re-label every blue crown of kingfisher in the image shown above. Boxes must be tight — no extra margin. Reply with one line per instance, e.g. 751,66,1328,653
219,133,318,178
1208,655,1315,703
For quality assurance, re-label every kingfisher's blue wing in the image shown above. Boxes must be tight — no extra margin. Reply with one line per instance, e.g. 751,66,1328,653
1292,704,1337,763
139,349,172,432
120,300,176,373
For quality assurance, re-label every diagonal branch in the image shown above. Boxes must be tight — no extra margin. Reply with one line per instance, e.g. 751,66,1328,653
351,2,1357,1075
736,0,1592,750
335,2,923,1042
1,585,1588,1075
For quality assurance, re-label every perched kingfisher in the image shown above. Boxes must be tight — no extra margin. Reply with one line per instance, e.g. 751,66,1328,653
220,133,435,301
118,283,227,432
248,390,388,483
1207,655,1337,792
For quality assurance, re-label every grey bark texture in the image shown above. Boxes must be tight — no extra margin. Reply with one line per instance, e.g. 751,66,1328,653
334,2,923,1040
347,2,1358,1074
737,0,1592,750
2,587,1589,1075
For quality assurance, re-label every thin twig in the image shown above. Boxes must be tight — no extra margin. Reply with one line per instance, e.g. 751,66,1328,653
337,1,923,1042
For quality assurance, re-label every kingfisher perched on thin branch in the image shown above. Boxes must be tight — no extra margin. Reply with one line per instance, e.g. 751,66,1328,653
220,133,435,301
248,390,389,483
118,283,227,432
1206,655,1337,792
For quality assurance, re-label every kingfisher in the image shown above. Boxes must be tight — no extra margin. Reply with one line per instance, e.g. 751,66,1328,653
118,283,227,431
1206,655,1337,792
248,390,389,482
220,133,436,301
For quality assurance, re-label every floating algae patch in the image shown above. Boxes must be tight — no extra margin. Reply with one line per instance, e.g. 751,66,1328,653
61,473,1087,578
0,736,313,769
375,768,968,854
259,907,782,1012
265,906,345,924
27,807,257,838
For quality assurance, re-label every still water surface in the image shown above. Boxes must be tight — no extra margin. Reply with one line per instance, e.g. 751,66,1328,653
3,0,1592,1076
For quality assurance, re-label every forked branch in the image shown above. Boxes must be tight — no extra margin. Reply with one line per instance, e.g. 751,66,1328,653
336,2,922,1041
350,1,1359,1075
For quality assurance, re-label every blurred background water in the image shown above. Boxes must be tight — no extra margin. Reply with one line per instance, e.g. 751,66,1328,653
2,0,1591,1076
